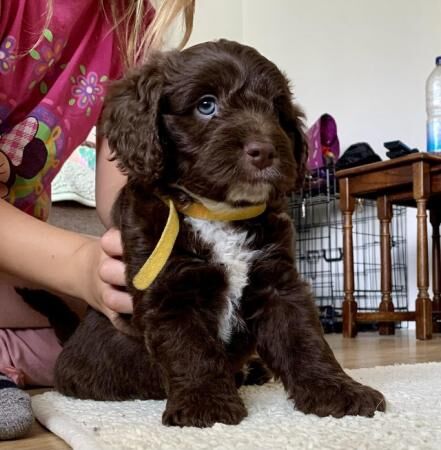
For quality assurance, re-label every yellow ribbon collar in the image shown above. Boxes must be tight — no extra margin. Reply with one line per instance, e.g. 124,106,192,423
133,198,266,291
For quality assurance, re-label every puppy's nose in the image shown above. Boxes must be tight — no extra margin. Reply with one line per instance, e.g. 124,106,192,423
244,142,275,170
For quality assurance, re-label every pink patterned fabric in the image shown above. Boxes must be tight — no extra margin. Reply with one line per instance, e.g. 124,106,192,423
0,118,39,166
0,0,129,220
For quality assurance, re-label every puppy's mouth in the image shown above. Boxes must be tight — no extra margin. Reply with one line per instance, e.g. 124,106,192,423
169,182,270,212
226,180,273,205
174,167,281,206
170,153,287,207
226,160,283,204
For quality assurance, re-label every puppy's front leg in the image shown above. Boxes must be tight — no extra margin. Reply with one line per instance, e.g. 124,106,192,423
142,263,247,428
248,269,385,418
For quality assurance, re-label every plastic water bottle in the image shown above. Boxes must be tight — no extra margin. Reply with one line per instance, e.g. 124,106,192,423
426,56,441,152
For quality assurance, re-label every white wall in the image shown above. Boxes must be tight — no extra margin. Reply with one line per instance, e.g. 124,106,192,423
190,0,441,152
243,0,441,153
187,0,243,45
188,0,441,320
167,0,243,49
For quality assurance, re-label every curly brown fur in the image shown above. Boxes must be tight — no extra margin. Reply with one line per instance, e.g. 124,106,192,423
55,40,385,427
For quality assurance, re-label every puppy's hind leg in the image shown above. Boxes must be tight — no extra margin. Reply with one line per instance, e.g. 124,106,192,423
55,309,165,401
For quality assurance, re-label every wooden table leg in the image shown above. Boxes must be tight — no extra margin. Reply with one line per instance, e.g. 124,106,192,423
377,195,395,335
430,208,441,333
413,161,432,340
415,198,433,340
339,178,357,337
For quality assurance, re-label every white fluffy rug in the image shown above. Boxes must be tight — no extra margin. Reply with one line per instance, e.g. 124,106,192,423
32,363,441,450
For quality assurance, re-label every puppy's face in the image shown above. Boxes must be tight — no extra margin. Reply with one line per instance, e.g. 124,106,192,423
103,40,307,206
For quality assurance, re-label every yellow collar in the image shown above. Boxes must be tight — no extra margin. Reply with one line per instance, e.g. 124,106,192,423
132,198,266,290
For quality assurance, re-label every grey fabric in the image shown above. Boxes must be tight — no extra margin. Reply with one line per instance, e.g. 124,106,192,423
0,375,33,440
49,202,105,236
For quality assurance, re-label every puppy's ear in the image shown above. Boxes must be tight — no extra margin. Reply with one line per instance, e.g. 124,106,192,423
102,54,165,183
276,94,309,192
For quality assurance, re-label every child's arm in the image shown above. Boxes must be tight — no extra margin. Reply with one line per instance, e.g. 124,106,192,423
0,199,132,324
95,135,127,228
94,134,133,315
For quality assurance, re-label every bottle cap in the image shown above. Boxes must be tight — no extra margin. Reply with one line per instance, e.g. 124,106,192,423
436,56,441,65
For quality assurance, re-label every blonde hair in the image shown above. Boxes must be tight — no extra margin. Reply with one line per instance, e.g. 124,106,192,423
39,0,195,68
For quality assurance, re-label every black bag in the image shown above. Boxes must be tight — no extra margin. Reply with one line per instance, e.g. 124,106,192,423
335,142,381,171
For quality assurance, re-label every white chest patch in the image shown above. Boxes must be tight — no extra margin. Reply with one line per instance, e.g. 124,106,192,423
185,218,259,342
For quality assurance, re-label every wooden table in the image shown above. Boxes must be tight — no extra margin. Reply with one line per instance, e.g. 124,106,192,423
337,153,441,340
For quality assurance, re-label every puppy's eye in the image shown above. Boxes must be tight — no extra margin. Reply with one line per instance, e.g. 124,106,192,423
196,96,218,117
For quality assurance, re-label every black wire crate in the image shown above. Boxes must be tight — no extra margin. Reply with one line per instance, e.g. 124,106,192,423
288,165,408,333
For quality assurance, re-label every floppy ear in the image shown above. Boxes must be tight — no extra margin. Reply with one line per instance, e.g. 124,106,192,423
101,54,166,184
276,93,309,192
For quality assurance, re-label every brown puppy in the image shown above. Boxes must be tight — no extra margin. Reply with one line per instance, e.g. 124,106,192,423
55,40,385,427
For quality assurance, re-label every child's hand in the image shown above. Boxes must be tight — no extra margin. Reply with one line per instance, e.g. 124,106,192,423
99,228,132,314
77,228,133,330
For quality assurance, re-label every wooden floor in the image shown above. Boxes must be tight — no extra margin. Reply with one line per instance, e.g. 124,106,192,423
2,329,440,450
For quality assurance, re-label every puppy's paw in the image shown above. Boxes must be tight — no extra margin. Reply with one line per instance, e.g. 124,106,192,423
243,356,273,386
294,380,386,418
162,390,247,427
236,356,273,387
